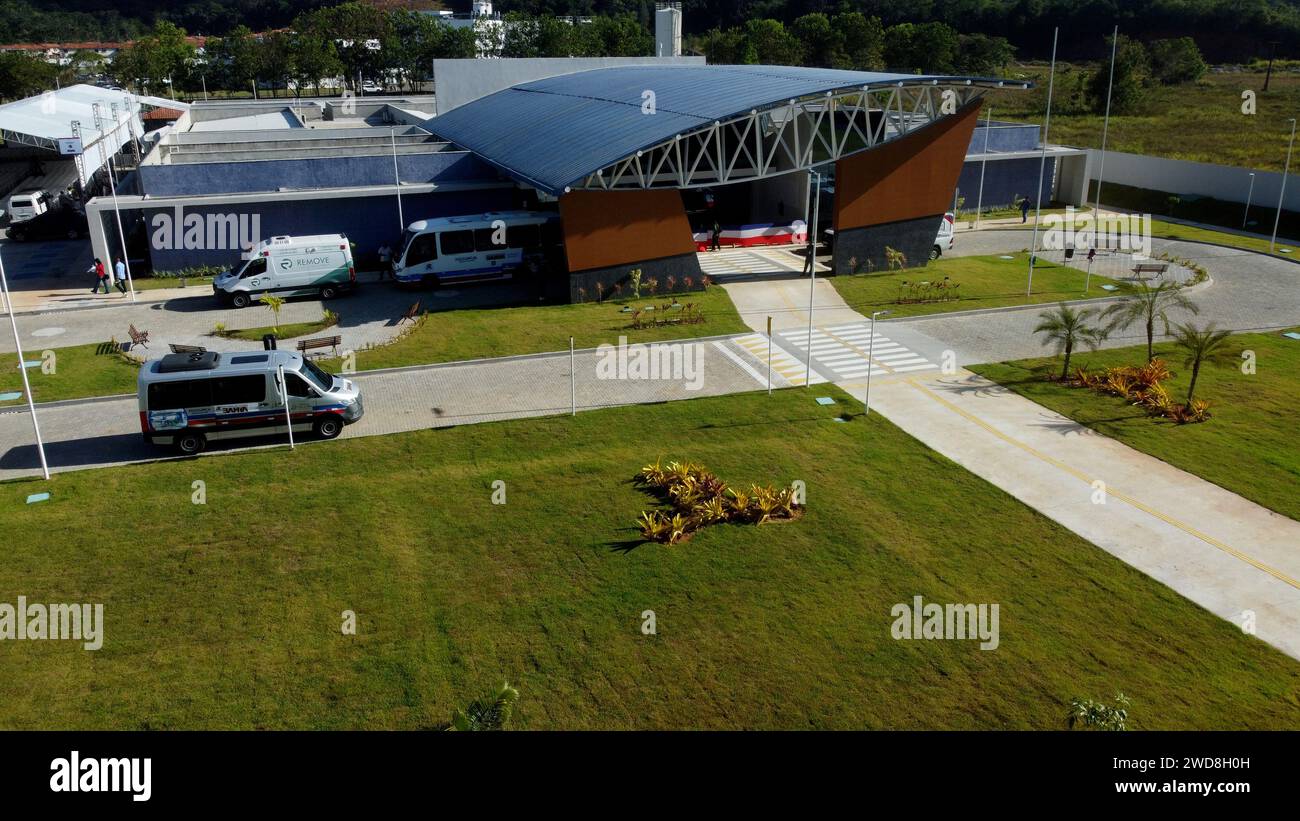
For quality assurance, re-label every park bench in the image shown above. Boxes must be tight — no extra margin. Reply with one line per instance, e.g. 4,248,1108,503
297,335,342,357
169,343,206,354
127,324,150,350
398,300,421,324
1131,262,1169,281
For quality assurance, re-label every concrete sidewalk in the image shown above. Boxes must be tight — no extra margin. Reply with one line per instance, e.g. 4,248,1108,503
865,369,1300,661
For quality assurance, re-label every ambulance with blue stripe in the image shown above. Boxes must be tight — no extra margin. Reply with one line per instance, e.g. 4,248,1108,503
391,211,562,287
138,350,363,454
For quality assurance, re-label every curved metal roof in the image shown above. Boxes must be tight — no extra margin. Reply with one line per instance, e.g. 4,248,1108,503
423,64,1027,196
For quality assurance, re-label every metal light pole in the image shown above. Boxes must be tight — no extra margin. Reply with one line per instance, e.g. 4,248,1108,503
864,310,890,415
93,103,135,302
804,170,821,385
277,364,295,449
1243,172,1256,229
391,127,405,233
974,105,992,228
0,255,50,480
766,316,773,396
1272,118,1295,252
1027,27,1059,297
1092,26,1119,232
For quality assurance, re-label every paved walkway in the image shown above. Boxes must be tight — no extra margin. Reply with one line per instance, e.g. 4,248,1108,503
866,369,1300,662
720,249,1300,662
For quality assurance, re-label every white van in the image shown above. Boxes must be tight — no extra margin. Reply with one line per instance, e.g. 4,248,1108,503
6,190,50,223
213,234,356,308
931,212,956,259
138,349,363,454
392,211,561,287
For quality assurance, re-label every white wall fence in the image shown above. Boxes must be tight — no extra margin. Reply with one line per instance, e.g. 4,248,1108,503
1091,149,1300,212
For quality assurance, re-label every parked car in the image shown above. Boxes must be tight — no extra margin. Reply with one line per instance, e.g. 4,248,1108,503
931,212,956,260
5,201,88,242
6,190,51,223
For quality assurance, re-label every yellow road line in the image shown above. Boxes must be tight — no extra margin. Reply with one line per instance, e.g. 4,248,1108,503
906,375,1300,591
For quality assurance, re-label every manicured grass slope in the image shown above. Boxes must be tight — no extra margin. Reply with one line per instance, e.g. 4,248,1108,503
970,330,1300,521
335,285,749,371
0,343,139,406
3,388,1297,729
830,252,1130,318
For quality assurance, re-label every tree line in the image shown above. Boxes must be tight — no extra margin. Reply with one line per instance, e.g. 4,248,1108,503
6,0,1300,65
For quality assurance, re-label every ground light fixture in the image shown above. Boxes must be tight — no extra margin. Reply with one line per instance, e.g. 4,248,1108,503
864,309,890,415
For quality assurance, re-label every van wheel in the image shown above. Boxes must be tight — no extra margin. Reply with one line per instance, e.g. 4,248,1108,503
231,292,251,308
930,245,942,261
313,416,343,440
420,274,440,290
175,432,207,455
320,285,338,300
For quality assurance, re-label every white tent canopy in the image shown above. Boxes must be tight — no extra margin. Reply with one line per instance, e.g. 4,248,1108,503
0,84,189,185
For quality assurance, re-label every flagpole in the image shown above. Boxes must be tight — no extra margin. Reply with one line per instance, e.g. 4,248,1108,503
974,104,992,229
1027,27,1059,297
1087,24,1119,297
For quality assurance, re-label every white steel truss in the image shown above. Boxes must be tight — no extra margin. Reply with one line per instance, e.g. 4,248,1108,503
571,81,1015,192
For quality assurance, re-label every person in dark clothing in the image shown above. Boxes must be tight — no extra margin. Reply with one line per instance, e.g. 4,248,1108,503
1020,197,1031,223
710,220,722,251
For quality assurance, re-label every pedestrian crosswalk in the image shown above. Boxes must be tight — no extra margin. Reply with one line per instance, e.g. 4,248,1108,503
696,247,827,280
730,333,828,387
777,322,938,381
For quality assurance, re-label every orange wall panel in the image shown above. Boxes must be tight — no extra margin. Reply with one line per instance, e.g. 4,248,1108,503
834,100,983,231
559,189,697,272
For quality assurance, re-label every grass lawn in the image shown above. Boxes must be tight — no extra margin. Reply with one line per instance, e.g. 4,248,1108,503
329,285,749,371
0,343,139,406
969,329,1300,522
986,67,1300,172
131,276,215,292
829,252,1131,318
221,317,337,342
2,387,1296,730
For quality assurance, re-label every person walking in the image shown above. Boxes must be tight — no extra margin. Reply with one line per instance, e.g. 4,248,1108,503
377,242,392,281
113,257,128,294
710,219,722,252
1020,196,1031,223
90,258,108,294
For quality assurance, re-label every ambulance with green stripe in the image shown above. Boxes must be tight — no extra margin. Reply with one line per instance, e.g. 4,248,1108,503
214,234,356,308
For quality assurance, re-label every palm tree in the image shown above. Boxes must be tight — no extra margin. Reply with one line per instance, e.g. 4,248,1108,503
1033,303,1108,380
1101,281,1199,362
259,294,286,336
449,681,519,731
1169,321,1235,405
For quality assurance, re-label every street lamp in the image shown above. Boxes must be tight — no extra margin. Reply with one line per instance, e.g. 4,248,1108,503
864,309,890,415
1271,118,1295,253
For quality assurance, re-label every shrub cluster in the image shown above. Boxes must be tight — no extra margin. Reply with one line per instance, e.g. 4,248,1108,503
635,459,802,545
1070,358,1210,423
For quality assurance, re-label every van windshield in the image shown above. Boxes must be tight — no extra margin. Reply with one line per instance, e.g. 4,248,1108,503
300,359,335,392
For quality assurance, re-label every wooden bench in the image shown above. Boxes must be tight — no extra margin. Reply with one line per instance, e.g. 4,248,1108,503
127,324,150,350
169,343,206,354
398,300,421,324
296,335,342,357
1131,262,1169,281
